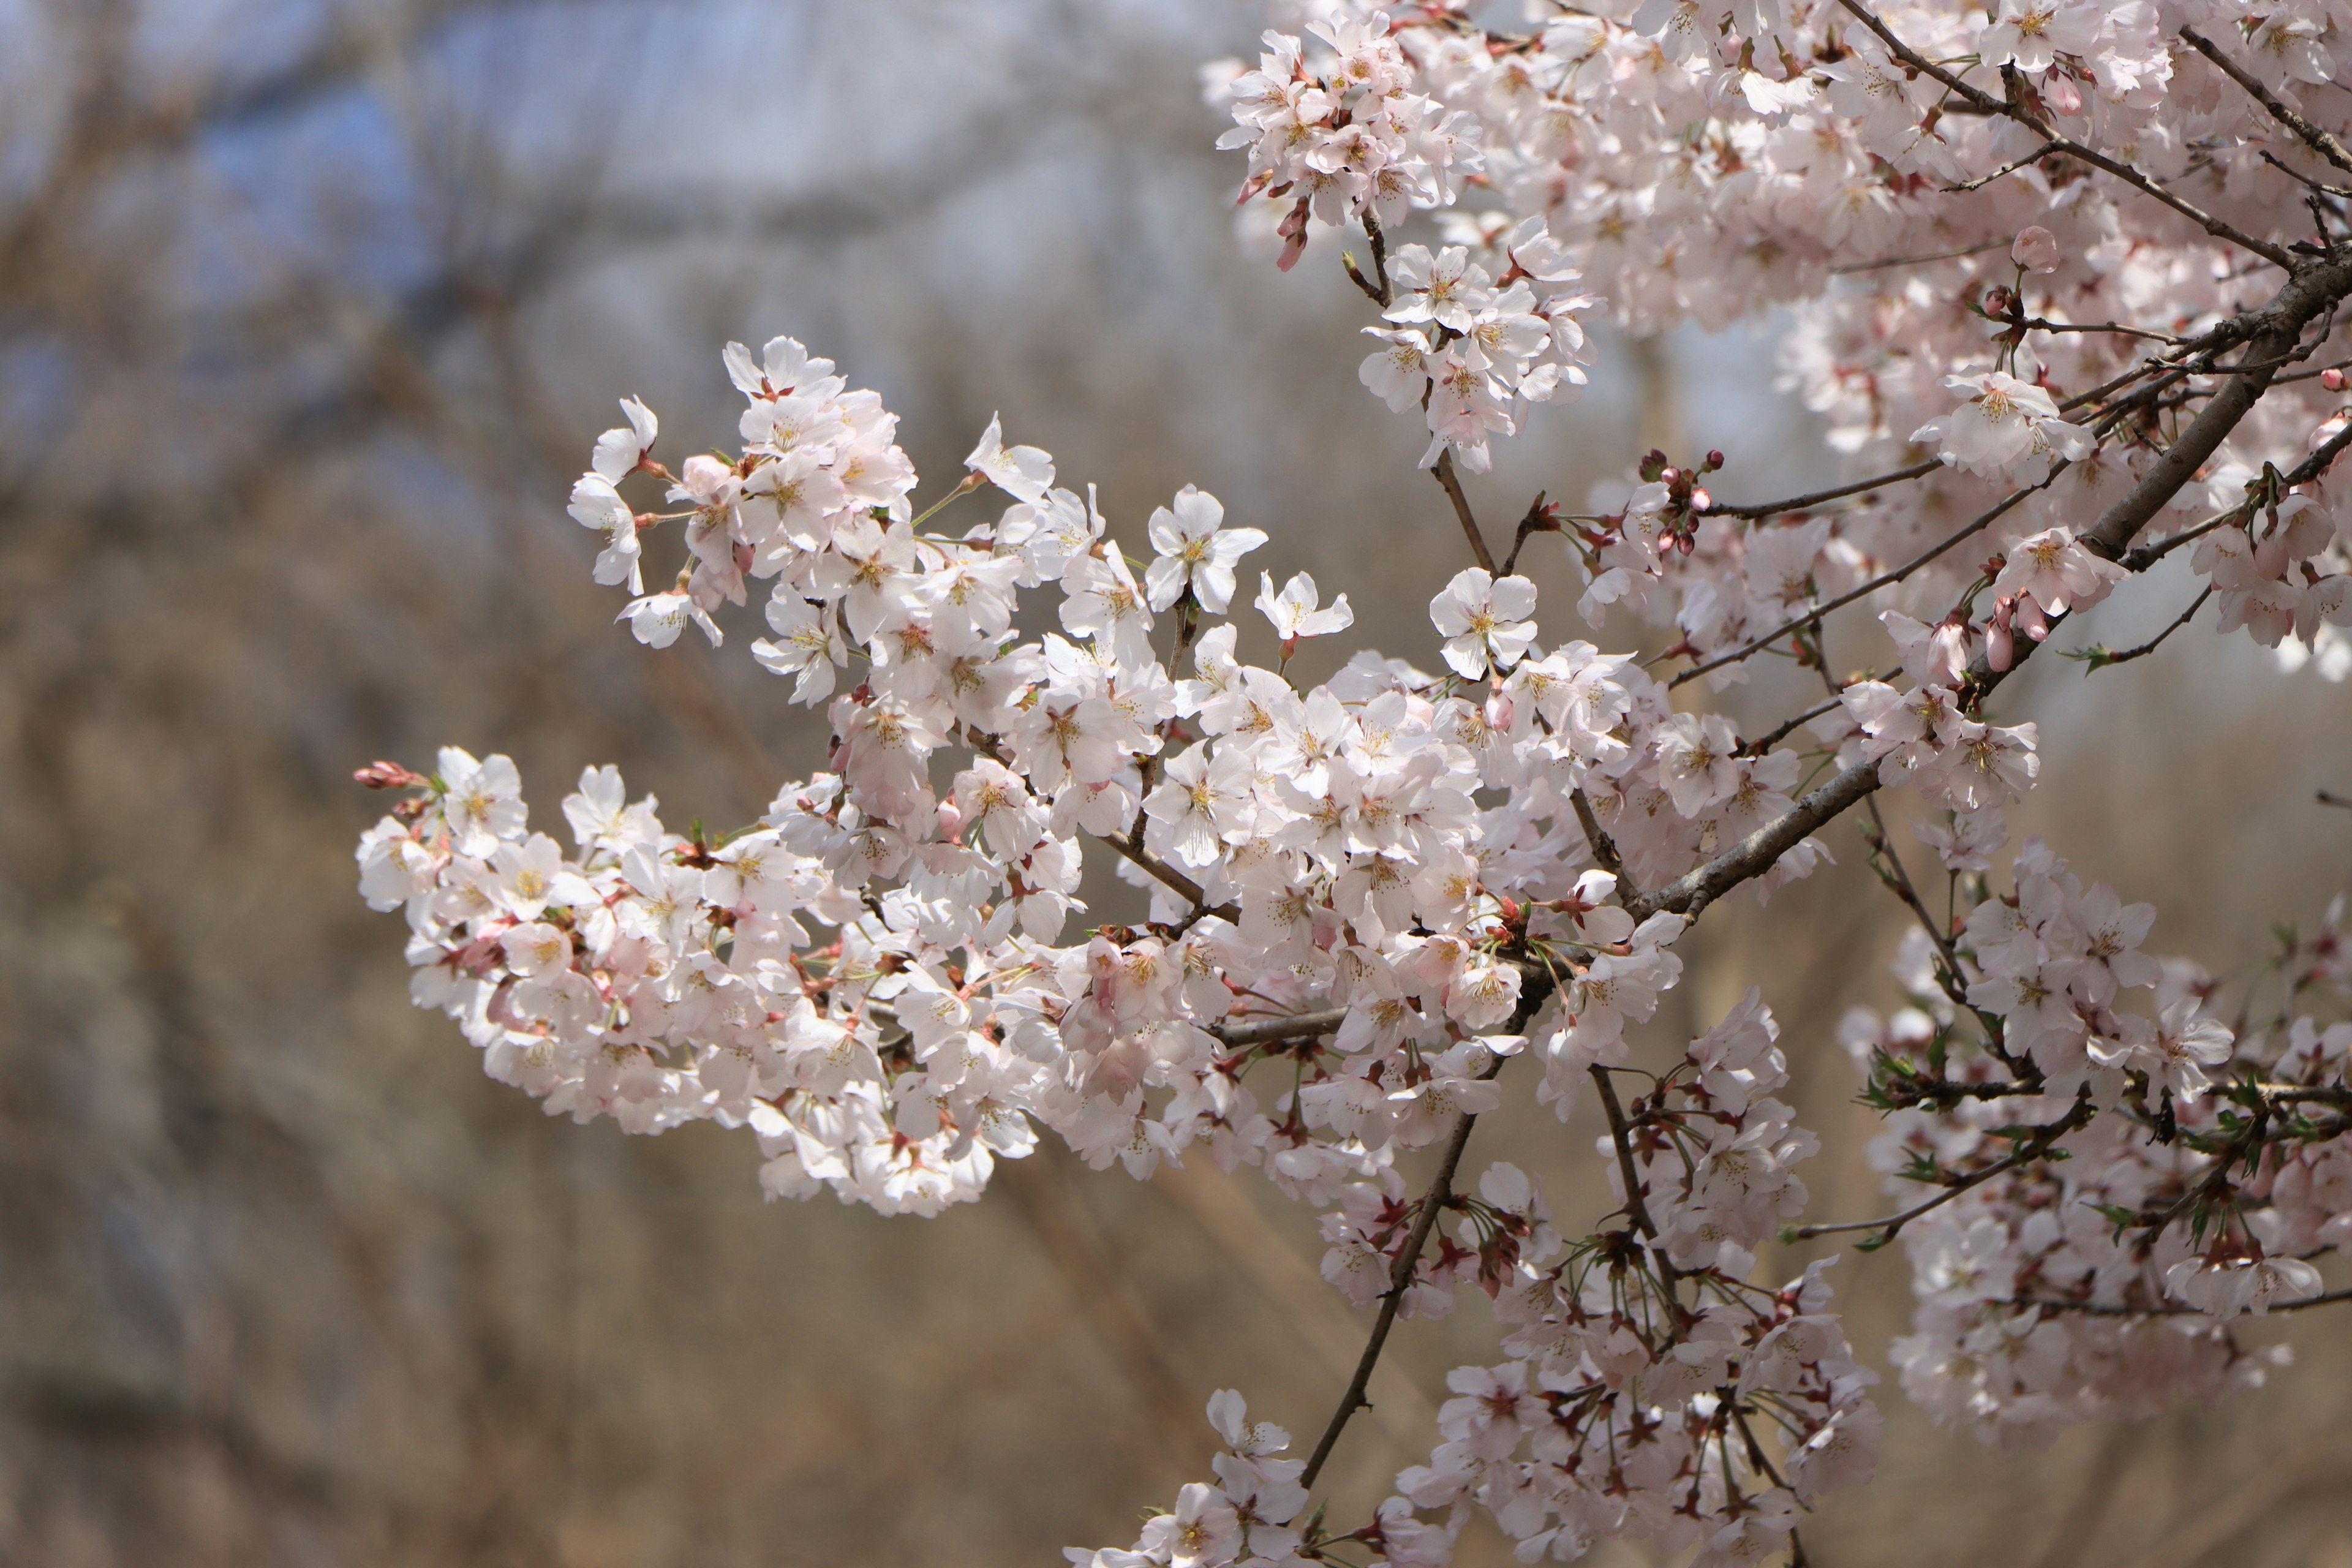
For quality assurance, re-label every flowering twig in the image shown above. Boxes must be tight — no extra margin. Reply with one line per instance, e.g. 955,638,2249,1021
1789,1090,2094,1245
1836,0,2298,270
1432,448,1498,575
2179,26,2352,176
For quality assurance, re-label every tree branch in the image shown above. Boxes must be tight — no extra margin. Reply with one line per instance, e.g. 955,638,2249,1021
1836,0,2297,270
2180,26,2352,176
1790,1090,2092,1243
1671,472,2056,688
1433,448,1498,575
1703,458,1943,521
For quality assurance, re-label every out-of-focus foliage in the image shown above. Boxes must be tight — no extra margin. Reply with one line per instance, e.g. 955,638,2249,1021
2,2,2350,1565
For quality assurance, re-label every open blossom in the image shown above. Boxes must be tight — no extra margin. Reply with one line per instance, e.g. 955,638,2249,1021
1255,570,1353,645
1427,568,1537,678
590,395,657,483
1145,486,1266,614
1991,527,2126,624
965,413,1054,505
1912,372,2094,483
2087,1000,2236,1100
1979,2,2101,75
2163,1255,2324,1319
619,589,722,649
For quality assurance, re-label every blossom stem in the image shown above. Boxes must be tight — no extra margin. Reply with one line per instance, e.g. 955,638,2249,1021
1836,0,2297,270
2179,26,2352,176
1790,1090,2093,1243
1298,976,1553,1488
1431,448,1498,575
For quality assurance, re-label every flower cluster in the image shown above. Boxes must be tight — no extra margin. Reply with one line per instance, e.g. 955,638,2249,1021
1357,231,1599,473
348,0,2352,1553
1213,1,2352,691
1213,18,1482,269
1839,867,2352,1450
1374,996,1877,1567
2185,459,2352,677
365,337,1868,1231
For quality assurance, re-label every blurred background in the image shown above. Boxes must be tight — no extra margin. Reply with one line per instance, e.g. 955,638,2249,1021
2,1,2350,1564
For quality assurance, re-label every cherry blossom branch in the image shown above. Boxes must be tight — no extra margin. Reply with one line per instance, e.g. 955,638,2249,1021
1642,265,2344,919
1789,1090,2094,1244
2179,26,2352,176
1626,754,1883,921
2121,418,2352,571
1298,974,1553,1487
1836,0,2299,270
1212,1007,1350,1049
2005,1286,2352,1318
1591,1066,1681,1296
1433,448,1498,575
1704,457,1943,521
1298,1110,1481,1485
2068,586,2212,673
1828,239,2006,274
1102,826,1240,922
1670,472,2056,688
2084,254,2352,559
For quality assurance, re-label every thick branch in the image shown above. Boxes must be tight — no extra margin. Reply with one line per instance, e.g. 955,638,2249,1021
1213,1008,1350,1049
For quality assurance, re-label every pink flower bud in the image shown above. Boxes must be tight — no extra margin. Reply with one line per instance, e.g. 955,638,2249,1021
2011,226,2062,274
354,760,427,790
2324,368,2346,393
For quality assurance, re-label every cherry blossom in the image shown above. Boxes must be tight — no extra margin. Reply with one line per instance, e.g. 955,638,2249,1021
347,1,2352,1556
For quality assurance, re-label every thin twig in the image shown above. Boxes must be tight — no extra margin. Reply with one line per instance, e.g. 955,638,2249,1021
2071,585,2212,671
2007,1285,2352,1318
1738,692,1851,757
1499,491,1552,577
1591,1065,1679,1295
1671,471,2056,688
1298,973,1551,1487
1704,457,1943,521
1829,238,2007,274
1838,0,2297,270
1789,1091,2093,1243
2181,26,2352,175
1860,800,2009,1047
1433,447,1498,575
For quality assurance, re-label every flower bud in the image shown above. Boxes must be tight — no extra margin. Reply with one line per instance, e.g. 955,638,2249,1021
354,760,427,790
2011,225,2061,274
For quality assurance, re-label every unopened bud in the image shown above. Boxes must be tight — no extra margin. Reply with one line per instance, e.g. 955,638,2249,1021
355,760,427,790
2324,368,2346,393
